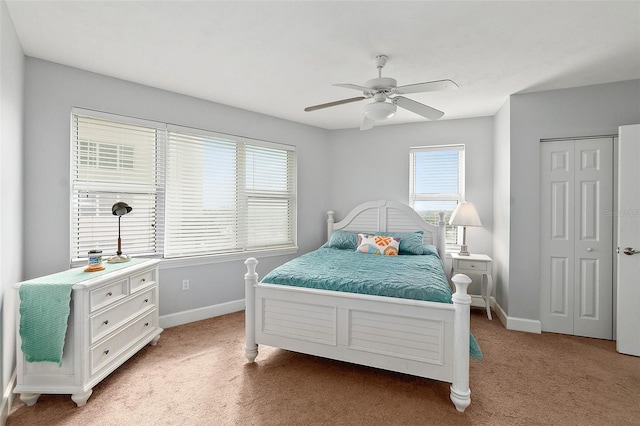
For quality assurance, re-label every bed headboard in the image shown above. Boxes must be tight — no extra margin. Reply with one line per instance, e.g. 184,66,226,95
327,200,447,259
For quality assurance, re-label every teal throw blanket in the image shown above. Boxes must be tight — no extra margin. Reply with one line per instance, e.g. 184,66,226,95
19,258,147,365
19,283,73,365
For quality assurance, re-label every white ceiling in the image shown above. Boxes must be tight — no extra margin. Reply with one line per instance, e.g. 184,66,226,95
6,1,640,130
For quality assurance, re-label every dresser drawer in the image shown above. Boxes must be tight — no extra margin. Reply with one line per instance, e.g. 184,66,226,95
130,268,155,293
455,259,488,273
90,309,156,375
90,287,156,344
90,279,128,312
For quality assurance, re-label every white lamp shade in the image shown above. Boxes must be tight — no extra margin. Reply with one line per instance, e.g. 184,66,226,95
364,101,396,121
449,201,482,227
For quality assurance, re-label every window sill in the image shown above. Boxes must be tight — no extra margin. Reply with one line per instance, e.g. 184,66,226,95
158,246,299,269
71,247,299,270
444,246,462,258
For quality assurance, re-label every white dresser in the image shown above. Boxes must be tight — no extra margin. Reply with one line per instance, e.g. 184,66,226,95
14,259,162,407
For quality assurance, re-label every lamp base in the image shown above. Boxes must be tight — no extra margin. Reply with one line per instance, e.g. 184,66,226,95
458,244,470,256
107,254,131,263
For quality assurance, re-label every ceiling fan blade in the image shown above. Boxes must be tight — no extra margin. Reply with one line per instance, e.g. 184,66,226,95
304,96,366,112
393,79,459,95
393,96,444,120
334,83,373,93
360,115,375,131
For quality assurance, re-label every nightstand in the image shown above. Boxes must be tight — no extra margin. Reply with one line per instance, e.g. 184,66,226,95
450,253,493,320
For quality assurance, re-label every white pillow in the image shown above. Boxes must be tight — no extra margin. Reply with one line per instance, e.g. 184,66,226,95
356,234,400,256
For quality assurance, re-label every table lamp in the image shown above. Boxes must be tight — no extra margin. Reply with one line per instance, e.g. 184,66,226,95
108,201,132,263
449,201,482,256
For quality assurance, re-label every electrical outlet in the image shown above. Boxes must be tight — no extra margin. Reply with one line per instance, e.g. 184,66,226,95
182,279,189,291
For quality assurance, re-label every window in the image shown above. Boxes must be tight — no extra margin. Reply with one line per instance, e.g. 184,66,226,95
71,114,162,261
164,126,296,258
409,145,465,246
71,109,296,262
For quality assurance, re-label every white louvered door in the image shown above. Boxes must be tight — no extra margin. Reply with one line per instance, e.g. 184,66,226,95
540,138,613,339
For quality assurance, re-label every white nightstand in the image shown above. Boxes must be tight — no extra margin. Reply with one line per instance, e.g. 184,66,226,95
450,253,493,320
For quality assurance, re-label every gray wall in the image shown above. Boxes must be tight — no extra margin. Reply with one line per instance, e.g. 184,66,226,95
328,117,495,291
0,0,24,416
507,79,640,320
23,58,331,316
493,98,511,313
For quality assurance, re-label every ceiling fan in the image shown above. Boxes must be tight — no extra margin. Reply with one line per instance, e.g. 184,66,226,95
304,55,458,130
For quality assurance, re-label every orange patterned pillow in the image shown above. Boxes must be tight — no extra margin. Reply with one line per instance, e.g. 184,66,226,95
356,234,400,256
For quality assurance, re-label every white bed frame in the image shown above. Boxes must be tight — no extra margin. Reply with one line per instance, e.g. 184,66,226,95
243,200,473,412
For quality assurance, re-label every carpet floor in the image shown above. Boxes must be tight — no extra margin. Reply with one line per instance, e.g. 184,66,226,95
7,308,640,425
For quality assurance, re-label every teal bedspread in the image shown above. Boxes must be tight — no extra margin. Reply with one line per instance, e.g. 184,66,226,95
262,247,482,359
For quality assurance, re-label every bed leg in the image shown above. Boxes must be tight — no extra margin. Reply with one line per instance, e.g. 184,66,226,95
450,273,472,412
244,257,259,363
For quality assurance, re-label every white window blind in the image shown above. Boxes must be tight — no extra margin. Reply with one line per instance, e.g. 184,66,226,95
410,145,465,245
164,127,296,258
245,144,296,250
71,113,163,261
71,111,296,262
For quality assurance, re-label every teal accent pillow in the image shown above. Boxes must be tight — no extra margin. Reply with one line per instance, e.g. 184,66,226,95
420,244,439,257
322,230,359,250
375,231,425,255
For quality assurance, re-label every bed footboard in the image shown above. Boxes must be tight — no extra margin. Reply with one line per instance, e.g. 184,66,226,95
243,258,473,412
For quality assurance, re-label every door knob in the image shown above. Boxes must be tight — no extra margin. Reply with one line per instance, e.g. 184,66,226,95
623,247,639,255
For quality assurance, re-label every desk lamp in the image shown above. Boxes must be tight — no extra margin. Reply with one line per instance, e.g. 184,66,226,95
107,201,132,263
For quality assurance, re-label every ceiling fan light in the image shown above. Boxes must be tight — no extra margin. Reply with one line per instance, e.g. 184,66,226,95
364,102,397,121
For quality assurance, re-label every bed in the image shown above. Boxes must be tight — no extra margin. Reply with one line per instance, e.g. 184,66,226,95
243,200,476,412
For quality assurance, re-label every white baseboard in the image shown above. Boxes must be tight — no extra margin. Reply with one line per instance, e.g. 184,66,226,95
470,294,488,308
492,299,542,334
1,370,16,426
159,299,245,329
507,316,542,334
157,296,542,334
494,299,508,327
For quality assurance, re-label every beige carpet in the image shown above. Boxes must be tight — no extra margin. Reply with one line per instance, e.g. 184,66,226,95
7,308,640,425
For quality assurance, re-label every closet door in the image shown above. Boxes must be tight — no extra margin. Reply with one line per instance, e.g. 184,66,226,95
540,138,613,339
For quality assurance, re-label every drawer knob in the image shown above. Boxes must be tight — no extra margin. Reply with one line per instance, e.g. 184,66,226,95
103,320,109,325
104,349,110,355
144,298,149,303
106,291,112,296
141,278,146,283
144,322,149,327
